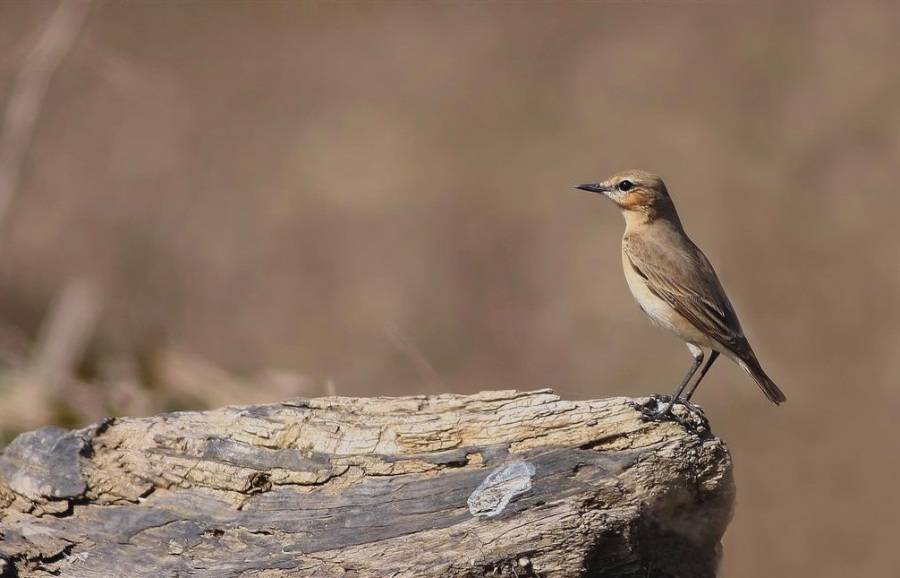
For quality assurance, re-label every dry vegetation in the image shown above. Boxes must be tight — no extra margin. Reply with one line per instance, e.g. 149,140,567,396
0,2,899,577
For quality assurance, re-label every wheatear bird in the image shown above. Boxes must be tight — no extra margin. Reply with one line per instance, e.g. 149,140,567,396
576,170,786,418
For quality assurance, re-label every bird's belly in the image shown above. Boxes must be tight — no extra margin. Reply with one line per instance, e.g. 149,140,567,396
623,269,679,331
621,256,718,348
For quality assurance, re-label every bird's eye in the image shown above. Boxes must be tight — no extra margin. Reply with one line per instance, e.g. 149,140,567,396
618,180,634,192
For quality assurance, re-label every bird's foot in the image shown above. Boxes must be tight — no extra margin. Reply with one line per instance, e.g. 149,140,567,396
627,394,710,432
680,399,706,418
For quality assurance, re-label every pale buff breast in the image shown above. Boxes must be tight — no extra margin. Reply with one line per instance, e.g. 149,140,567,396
620,249,723,351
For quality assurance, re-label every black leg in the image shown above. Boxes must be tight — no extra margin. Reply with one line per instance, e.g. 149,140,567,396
655,345,704,417
685,351,719,401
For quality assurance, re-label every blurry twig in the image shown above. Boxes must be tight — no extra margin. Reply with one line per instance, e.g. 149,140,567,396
383,324,445,391
28,277,101,396
0,0,93,248
156,348,295,408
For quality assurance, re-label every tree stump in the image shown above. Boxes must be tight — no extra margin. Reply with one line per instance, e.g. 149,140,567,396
0,390,734,577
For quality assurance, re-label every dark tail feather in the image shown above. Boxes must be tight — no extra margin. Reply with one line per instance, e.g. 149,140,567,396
739,355,787,405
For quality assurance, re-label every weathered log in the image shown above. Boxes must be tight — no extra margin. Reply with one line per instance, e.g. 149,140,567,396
0,390,733,577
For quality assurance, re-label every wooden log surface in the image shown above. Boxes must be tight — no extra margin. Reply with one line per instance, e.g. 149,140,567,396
0,390,734,577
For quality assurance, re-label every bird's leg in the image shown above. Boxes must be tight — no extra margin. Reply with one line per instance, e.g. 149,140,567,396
685,350,719,402
665,350,721,419
653,344,704,418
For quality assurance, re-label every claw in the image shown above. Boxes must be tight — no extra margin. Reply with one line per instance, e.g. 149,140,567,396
628,394,710,433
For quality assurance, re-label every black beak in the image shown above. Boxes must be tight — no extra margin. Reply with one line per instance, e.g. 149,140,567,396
576,183,605,194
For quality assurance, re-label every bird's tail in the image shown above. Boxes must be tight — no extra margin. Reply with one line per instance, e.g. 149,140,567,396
738,355,786,405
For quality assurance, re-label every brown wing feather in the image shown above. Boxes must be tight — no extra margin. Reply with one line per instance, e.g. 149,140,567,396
623,227,786,404
623,231,750,356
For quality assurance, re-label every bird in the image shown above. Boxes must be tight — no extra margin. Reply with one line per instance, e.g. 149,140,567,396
576,170,786,419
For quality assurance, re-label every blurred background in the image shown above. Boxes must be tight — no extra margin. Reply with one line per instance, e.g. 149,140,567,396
1,1,899,576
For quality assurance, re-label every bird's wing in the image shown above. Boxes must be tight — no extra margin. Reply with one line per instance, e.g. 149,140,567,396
623,232,748,353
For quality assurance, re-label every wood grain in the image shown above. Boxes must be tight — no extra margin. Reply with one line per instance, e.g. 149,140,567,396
0,390,733,577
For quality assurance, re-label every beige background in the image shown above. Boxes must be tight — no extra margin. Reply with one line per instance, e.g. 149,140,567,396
1,2,899,576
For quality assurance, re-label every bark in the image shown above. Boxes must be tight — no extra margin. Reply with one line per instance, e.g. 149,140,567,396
0,390,733,578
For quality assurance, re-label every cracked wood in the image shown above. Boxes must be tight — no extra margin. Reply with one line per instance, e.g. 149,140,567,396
0,390,734,577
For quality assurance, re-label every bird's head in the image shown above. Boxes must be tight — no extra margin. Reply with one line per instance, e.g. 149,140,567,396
576,170,675,220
